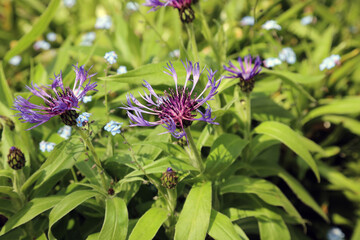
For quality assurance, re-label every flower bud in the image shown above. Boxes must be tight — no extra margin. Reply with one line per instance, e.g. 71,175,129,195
161,167,178,189
0,115,15,130
7,147,26,170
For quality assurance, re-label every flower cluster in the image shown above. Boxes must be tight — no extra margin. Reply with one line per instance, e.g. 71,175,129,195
95,15,112,29
13,65,97,129
104,51,118,65
39,141,56,152
320,54,341,71
104,121,123,136
76,112,91,127
58,126,72,139
121,61,221,139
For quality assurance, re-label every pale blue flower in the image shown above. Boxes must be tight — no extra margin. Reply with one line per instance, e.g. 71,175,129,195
279,47,296,64
33,40,51,51
264,57,282,68
76,112,91,127
169,49,180,58
262,20,281,30
46,32,57,42
104,51,118,65
117,66,127,74
95,15,112,29
300,16,314,26
63,0,76,8
80,32,96,46
82,96,92,103
39,141,56,152
240,16,255,26
319,54,341,71
104,121,123,136
9,56,22,66
58,126,72,139
126,2,139,11
327,227,345,240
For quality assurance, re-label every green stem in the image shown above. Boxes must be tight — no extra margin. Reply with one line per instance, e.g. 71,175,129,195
184,127,204,172
186,23,199,61
76,127,107,189
243,92,252,142
104,65,110,122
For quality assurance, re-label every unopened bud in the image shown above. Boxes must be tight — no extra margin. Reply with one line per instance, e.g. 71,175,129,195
7,147,25,170
161,167,178,189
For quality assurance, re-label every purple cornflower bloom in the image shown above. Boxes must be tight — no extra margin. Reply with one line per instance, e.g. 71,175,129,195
121,61,221,140
144,0,195,23
13,65,97,129
223,55,262,93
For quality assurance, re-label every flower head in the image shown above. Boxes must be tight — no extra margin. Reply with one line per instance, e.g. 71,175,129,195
95,15,112,29
8,146,26,170
13,64,97,129
9,56,22,66
300,16,314,25
104,51,118,65
104,120,123,136
121,61,221,140
144,0,195,23
262,20,281,30
63,0,76,8
240,16,255,26
46,32,57,42
117,66,127,74
327,227,345,240
126,2,139,11
161,167,178,189
76,112,91,127
58,125,72,139
82,96,92,103
279,47,296,64
169,49,180,58
223,55,262,93
80,32,96,46
319,54,341,71
39,141,56,152
263,57,282,68
33,40,51,51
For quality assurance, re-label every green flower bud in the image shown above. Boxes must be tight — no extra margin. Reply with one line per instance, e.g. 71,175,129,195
161,167,178,189
7,147,26,170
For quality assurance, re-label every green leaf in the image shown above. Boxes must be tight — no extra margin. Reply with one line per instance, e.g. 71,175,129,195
48,190,99,240
128,208,168,240
98,198,128,240
205,134,247,178
4,0,61,61
0,196,63,236
302,97,360,124
0,170,13,181
133,141,188,160
175,182,212,240
248,162,328,221
323,116,360,136
0,186,18,199
99,61,186,86
249,134,279,161
208,210,247,240
262,69,320,102
220,176,304,225
252,94,294,122
0,62,13,108
254,121,320,181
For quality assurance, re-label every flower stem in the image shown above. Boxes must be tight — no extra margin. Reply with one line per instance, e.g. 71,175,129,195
104,65,110,122
186,23,199,61
185,127,204,172
243,92,252,142
76,127,107,189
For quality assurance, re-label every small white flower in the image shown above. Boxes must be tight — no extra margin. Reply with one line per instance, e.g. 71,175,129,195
82,96,92,103
327,227,345,240
279,47,296,64
95,15,112,29
319,54,341,71
262,20,282,30
33,40,51,51
126,2,139,11
58,126,72,139
117,66,127,74
63,0,76,8
104,51,118,65
9,56,22,66
39,141,56,152
300,16,314,26
46,32,57,42
240,16,255,26
263,57,282,68
169,49,180,58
